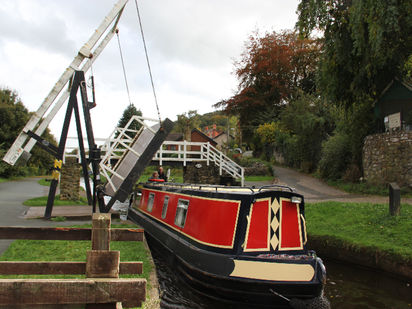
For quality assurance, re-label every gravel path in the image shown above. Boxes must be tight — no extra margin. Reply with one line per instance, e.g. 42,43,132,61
251,166,412,205
0,178,89,255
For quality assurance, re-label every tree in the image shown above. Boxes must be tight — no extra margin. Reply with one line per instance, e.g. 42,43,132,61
296,0,412,107
173,110,200,140
115,104,142,138
216,30,321,142
296,0,412,170
0,87,56,177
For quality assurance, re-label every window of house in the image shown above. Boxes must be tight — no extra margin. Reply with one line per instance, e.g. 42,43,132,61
147,193,155,212
175,199,189,228
161,196,169,219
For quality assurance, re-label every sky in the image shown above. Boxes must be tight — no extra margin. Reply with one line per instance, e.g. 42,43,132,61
0,0,300,142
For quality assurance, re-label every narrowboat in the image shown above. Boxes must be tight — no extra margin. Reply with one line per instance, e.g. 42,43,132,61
128,182,326,308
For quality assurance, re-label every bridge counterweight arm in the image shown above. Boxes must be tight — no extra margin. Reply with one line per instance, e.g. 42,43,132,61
3,0,129,166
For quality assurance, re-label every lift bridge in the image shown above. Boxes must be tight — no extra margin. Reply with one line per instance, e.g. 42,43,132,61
2,0,243,218
66,115,245,190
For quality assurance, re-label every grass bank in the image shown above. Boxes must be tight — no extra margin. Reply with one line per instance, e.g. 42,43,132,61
305,201,412,265
0,224,155,308
23,194,88,206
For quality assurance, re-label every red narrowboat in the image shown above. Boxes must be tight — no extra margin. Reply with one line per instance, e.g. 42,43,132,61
128,182,326,308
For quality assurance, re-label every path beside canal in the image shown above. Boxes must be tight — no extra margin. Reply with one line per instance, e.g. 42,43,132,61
0,178,90,254
270,165,412,205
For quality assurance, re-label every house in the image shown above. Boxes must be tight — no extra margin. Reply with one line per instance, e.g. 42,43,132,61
213,132,232,151
164,132,183,150
374,79,412,132
190,128,217,151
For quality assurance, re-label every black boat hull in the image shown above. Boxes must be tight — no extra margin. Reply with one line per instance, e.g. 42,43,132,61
128,208,324,308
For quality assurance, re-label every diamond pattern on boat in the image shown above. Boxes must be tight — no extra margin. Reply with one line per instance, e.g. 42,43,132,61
270,198,280,250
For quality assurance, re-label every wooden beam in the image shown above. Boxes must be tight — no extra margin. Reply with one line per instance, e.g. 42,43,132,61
0,227,91,240
0,278,146,306
111,228,144,241
0,227,143,241
0,261,142,275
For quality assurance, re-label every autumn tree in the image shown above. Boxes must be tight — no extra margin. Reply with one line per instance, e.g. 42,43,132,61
216,30,321,142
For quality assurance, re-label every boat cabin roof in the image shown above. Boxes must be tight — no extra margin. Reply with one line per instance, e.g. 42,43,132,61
142,182,296,195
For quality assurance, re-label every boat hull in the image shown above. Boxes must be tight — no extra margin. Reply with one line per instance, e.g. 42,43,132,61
128,207,324,308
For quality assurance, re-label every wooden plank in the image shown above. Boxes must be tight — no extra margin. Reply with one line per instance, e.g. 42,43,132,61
0,261,142,275
111,228,144,241
0,305,83,309
86,250,119,278
0,227,143,241
0,227,91,240
119,261,143,275
0,278,146,306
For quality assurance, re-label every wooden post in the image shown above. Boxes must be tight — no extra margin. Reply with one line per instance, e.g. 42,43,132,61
389,182,401,216
91,213,111,250
87,213,118,309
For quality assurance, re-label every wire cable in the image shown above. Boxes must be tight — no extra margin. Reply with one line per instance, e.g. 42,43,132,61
134,0,162,125
116,30,133,106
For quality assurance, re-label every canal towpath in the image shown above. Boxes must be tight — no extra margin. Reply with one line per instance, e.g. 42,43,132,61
0,177,92,255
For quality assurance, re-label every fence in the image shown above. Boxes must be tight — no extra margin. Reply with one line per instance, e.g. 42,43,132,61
0,213,146,308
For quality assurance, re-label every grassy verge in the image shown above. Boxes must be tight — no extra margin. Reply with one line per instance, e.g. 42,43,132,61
0,224,154,308
38,178,51,186
305,201,412,263
23,195,88,206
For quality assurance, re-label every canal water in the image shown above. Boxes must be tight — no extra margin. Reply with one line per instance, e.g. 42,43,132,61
149,245,412,309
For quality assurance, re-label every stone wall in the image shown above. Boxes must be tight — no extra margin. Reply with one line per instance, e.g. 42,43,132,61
363,131,412,188
60,157,80,200
183,162,221,185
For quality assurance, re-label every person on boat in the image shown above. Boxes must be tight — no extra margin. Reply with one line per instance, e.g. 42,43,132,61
158,166,167,182
149,171,164,182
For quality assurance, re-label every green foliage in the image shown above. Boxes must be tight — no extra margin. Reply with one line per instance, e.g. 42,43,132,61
0,87,56,178
296,0,412,106
115,104,142,138
305,201,412,262
318,131,351,180
173,110,201,140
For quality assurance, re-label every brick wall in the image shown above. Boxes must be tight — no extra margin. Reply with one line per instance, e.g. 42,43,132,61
363,131,412,188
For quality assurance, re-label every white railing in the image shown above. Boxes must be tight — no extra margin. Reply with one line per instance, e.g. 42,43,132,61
64,119,245,186
153,141,244,186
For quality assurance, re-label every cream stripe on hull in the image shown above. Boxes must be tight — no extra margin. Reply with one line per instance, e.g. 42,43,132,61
230,260,315,282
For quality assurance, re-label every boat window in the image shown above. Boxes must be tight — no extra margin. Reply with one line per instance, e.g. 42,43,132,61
175,199,189,228
147,193,155,212
161,196,169,219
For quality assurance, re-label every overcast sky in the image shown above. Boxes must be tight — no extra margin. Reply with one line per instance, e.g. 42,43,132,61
0,0,300,142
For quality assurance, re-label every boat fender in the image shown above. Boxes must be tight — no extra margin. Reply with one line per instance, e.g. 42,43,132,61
149,178,165,182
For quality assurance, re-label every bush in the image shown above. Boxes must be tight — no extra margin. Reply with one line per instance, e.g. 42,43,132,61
318,131,351,180
240,157,272,176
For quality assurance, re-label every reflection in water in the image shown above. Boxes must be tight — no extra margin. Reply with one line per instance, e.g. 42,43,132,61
150,244,412,309
324,258,412,309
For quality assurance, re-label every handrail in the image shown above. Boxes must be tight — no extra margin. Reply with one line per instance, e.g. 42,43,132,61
258,184,295,193
65,137,245,186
